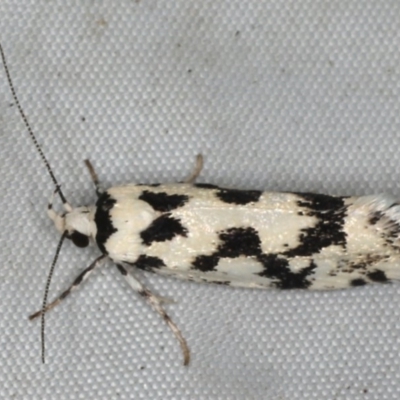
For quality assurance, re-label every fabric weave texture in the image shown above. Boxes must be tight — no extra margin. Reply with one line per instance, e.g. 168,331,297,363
1,1,400,399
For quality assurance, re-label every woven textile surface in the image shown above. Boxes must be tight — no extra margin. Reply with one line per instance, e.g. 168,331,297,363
1,1,400,399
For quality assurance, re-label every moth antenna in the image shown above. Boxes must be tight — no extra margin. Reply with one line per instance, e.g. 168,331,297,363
41,231,67,363
0,42,67,204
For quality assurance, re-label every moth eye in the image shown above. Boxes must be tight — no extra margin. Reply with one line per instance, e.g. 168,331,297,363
70,231,90,248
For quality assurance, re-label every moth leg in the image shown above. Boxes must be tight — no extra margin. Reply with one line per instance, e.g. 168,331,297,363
29,255,107,320
184,154,203,184
84,159,105,197
116,264,190,366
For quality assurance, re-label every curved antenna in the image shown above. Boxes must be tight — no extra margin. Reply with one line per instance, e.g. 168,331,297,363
41,231,67,363
0,42,67,204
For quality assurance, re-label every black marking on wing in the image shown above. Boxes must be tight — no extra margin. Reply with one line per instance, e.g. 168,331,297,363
140,214,187,245
283,192,348,257
369,211,383,225
139,190,189,211
383,220,400,243
216,188,262,205
132,255,166,271
218,227,262,257
351,278,367,287
137,183,161,187
194,183,220,189
192,254,220,272
94,192,117,254
257,256,316,289
191,226,316,289
344,254,390,275
192,228,260,272
367,270,388,283
368,202,400,248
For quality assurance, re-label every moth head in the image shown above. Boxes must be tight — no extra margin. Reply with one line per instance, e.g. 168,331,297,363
48,192,96,248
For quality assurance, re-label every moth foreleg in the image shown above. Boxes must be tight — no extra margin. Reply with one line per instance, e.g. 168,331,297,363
84,159,104,197
29,255,107,320
116,263,190,366
184,154,203,184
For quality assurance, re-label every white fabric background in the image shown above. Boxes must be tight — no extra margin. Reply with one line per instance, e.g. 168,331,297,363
1,1,400,399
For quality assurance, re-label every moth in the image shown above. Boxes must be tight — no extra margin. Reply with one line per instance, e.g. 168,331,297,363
2,43,399,366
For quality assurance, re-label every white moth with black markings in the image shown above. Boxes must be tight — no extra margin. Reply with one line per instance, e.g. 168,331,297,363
2,43,400,366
